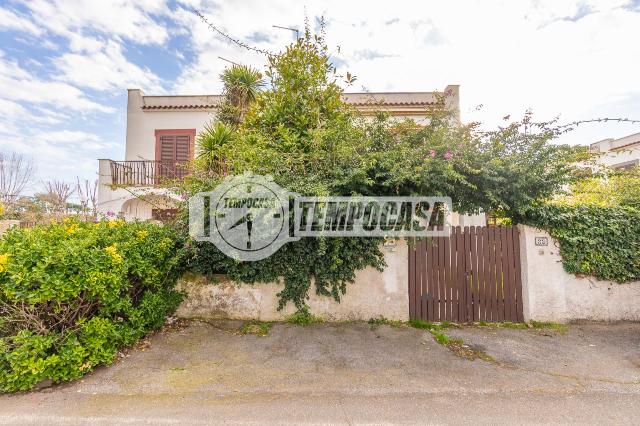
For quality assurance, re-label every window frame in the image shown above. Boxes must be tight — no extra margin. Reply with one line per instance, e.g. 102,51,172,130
154,129,196,162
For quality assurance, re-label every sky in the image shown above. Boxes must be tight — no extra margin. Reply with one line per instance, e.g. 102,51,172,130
1,0,639,195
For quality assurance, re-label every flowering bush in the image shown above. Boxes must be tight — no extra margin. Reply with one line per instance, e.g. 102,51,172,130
0,220,184,392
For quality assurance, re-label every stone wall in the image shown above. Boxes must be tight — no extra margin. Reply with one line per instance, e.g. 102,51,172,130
518,224,640,322
176,240,409,321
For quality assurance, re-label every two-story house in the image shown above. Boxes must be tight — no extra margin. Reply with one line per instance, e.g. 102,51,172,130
589,132,640,170
97,85,483,224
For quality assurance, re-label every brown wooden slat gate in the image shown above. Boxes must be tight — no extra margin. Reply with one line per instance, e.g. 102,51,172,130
408,226,524,323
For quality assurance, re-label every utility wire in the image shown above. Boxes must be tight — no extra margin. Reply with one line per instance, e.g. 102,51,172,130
556,117,640,130
194,9,275,57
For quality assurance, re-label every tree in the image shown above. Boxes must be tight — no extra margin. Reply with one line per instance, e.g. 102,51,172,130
553,166,640,209
193,65,263,175
76,178,98,219
217,65,264,125
42,180,74,215
183,25,384,310
0,152,34,210
221,27,368,197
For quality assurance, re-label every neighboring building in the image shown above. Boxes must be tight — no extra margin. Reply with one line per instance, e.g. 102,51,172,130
97,85,482,226
589,132,640,170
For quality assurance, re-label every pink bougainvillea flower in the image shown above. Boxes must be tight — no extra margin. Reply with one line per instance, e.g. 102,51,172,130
443,151,453,160
429,150,437,158
106,210,115,217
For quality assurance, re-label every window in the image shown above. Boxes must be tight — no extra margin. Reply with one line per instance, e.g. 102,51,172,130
154,129,196,179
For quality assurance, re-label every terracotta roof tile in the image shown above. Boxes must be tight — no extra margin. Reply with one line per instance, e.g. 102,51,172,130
141,100,439,110
141,104,216,110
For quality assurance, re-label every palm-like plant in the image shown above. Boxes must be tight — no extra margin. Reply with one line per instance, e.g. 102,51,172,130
196,122,234,174
220,65,264,124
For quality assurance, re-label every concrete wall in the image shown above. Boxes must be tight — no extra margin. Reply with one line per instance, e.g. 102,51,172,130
97,90,216,218
518,224,640,322
597,147,640,169
176,240,409,322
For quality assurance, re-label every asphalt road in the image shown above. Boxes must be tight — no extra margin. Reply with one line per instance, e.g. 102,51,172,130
1,321,639,425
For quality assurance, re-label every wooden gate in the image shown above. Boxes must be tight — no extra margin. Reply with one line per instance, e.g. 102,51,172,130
408,226,524,323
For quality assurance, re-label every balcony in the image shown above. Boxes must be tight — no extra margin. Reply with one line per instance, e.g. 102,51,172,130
108,160,190,186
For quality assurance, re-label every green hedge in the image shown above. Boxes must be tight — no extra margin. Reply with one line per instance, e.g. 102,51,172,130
0,220,184,392
526,204,640,283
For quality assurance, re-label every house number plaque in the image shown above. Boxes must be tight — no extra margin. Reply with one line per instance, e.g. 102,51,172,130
535,237,548,246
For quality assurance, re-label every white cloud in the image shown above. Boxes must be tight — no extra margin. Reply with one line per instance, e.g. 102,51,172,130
35,129,99,143
0,98,28,117
0,127,114,193
0,7,43,35
67,33,104,53
0,52,114,113
54,40,164,92
19,0,171,46
0,98,29,134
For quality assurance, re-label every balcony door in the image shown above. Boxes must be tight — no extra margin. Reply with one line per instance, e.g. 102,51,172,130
154,129,196,180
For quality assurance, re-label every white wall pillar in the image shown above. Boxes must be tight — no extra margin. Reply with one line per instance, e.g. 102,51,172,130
517,224,568,322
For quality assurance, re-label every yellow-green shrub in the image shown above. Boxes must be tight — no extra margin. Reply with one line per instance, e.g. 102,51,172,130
0,220,184,391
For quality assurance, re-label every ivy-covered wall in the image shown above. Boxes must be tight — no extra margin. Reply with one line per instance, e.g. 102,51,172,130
519,224,640,322
525,204,640,283
176,241,409,321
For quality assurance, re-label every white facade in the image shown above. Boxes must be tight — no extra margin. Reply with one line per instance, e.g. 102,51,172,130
98,86,468,221
518,225,640,322
590,132,640,170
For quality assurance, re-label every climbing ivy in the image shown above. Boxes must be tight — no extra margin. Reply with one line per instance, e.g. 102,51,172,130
185,237,384,310
525,204,640,283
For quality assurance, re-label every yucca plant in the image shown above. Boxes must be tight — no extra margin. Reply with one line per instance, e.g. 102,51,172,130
196,122,234,173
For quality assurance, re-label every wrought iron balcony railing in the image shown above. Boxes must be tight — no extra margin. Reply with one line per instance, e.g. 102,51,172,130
109,160,190,186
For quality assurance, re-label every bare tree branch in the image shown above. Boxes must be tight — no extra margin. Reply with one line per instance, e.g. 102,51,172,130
76,178,98,220
42,180,75,214
0,152,35,207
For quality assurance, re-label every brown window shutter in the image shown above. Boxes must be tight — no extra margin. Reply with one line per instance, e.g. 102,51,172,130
160,136,177,162
175,135,191,161
154,129,195,179
159,135,191,162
